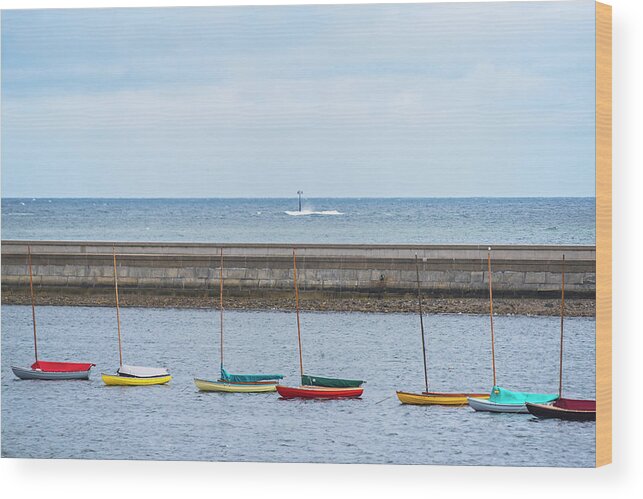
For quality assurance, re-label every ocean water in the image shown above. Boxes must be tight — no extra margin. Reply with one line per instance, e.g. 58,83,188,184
1,305,595,466
1,197,595,244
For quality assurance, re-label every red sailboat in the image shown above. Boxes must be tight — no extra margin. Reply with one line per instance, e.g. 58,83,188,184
275,249,364,400
276,385,364,399
526,255,596,421
11,245,94,380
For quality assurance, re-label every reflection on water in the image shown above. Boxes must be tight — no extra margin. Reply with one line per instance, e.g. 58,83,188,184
1,306,595,466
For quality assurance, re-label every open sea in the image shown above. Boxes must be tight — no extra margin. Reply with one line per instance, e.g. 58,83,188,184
1,197,595,244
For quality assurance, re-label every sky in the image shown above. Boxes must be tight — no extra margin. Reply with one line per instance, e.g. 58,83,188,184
1,1,596,198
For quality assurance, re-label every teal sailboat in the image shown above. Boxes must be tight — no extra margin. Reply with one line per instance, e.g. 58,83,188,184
194,248,283,393
468,249,557,413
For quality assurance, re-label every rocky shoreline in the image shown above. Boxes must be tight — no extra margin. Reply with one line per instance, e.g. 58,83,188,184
1,289,595,317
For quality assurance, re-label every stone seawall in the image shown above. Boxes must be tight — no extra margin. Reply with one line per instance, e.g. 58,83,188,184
1,241,596,299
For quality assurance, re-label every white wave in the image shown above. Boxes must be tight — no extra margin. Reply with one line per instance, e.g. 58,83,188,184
284,210,344,216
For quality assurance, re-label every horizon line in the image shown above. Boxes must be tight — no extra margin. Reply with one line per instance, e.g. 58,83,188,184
1,195,597,200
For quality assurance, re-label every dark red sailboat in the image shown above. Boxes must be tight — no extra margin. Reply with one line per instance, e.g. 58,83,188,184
526,398,596,421
526,255,596,422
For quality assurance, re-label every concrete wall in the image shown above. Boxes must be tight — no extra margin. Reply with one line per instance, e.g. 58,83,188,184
1,240,596,297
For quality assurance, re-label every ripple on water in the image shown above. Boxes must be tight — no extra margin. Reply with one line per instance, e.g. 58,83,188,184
2,306,595,466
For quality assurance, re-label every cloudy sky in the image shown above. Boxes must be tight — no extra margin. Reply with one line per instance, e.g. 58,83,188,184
1,1,596,198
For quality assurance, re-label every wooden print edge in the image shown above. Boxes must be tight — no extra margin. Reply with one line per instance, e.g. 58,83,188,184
595,0,612,468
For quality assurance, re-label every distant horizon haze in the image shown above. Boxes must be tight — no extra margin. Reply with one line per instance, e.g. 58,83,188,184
0,194,597,201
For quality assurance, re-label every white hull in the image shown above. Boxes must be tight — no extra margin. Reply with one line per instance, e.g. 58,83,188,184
11,366,91,380
467,396,528,413
284,210,343,216
117,364,169,377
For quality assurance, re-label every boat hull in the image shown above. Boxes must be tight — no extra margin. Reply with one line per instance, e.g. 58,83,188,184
194,378,278,393
276,385,363,399
397,391,490,406
525,402,596,421
102,373,172,386
553,397,596,411
12,366,91,380
467,396,529,413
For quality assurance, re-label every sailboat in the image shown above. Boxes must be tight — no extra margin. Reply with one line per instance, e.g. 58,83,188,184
396,255,488,405
526,255,596,421
101,246,172,386
194,248,283,393
275,248,364,399
467,249,557,413
11,245,95,380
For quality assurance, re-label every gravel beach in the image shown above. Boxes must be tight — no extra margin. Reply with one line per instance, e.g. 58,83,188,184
1,288,595,317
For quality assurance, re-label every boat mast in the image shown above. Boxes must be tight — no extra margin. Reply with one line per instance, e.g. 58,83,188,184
415,254,429,393
112,246,123,367
293,248,304,377
487,249,497,386
27,245,38,362
219,247,225,371
558,254,566,399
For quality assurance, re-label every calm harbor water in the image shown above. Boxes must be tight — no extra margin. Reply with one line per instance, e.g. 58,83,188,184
1,305,595,466
1,197,595,244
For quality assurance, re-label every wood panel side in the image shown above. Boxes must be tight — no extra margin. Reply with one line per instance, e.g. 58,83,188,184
595,1,612,468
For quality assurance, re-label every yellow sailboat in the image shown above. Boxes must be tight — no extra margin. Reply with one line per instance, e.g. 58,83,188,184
103,372,172,386
397,391,488,406
193,378,277,393
396,254,488,406
101,246,172,386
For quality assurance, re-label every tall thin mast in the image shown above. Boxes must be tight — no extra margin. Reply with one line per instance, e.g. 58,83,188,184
27,245,38,362
558,254,566,399
487,249,497,387
219,248,225,370
112,246,123,367
415,254,429,393
293,248,304,377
